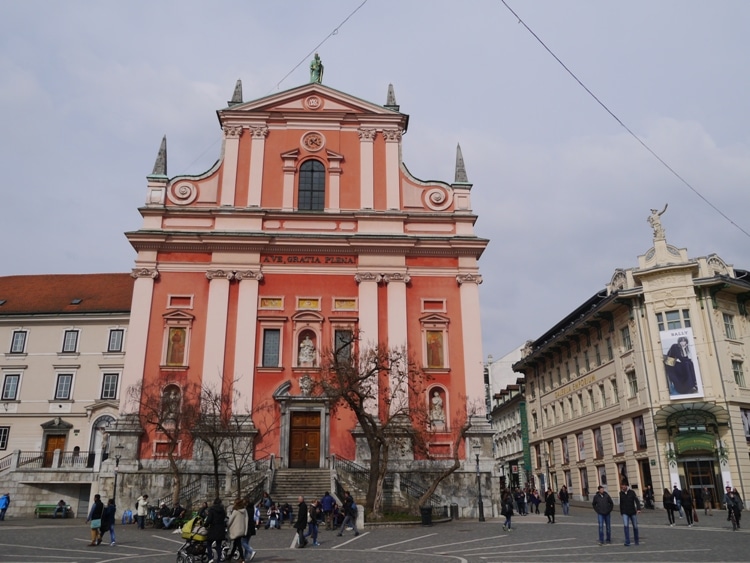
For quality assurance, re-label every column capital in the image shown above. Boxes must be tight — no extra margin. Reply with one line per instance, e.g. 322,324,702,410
130,268,159,279
382,129,402,142
457,273,483,285
354,272,382,284
223,125,244,139
250,125,269,139
381,272,410,284
234,270,264,282
357,128,377,141
206,269,234,280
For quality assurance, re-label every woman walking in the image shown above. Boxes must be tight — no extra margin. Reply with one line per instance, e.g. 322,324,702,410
101,498,117,546
501,491,514,531
228,498,248,561
682,488,695,527
663,487,676,526
544,487,556,523
85,494,104,546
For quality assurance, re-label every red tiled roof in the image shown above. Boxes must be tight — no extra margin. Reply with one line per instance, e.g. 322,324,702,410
0,273,133,315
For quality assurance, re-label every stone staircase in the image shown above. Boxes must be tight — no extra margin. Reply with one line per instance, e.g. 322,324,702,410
270,468,333,505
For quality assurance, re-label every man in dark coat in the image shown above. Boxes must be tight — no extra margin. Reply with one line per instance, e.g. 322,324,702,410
295,496,308,548
204,497,227,563
337,491,360,536
592,485,613,545
619,481,641,546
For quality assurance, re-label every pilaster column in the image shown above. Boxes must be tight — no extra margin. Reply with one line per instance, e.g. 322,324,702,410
247,126,268,207
383,272,410,416
457,273,485,415
355,272,381,416
327,152,343,212
281,151,299,211
121,268,159,414
382,129,402,210
233,270,263,413
358,128,376,209
202,270,233,394
220,126,243,206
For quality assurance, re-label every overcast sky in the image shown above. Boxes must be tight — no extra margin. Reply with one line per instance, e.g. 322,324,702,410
2,0,749,367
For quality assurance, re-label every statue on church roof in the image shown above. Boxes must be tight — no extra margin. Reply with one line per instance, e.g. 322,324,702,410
310,53,324,84
648,204,668,240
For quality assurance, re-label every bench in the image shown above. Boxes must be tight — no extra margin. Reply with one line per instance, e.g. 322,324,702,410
35,504,72,518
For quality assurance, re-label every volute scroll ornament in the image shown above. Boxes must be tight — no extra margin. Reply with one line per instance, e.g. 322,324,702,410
456,273,483,285
223,125,244,139
234,270,264,282
206,270,234,281
250,126,269,139
354,272,382,284
382,129,402,142
381,273,410,284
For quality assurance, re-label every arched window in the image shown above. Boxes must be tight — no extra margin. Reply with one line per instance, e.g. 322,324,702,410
298,160,325,211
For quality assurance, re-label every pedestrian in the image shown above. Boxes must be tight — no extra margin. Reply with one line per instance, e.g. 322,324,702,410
198,501,209,521
227,498,248,561
321,491,335,529
102,498,117,546
86,494,104,546
544,487,556,523
592,485,613,545
682,488,695,527
515,488,527,516
724,486,743,528
241,498,257,562
135,493,149,529
663,487,676,526
672,484,684,518
304,499,321,545
295,495,308,548
501,491,514,531
204,497,227,563
337,491,360,536
559,485,570,516
532,489,541,514
0,492,10,521
702,487,713,516
619,481,641,546
644,485,655,509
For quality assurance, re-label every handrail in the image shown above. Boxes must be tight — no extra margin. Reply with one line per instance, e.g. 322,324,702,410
0,452,12,472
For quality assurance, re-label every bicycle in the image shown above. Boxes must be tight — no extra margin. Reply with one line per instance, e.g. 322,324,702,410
727,505,738,531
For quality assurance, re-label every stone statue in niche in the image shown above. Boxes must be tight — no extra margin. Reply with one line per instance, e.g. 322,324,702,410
299,334,316,367
431,390,445,428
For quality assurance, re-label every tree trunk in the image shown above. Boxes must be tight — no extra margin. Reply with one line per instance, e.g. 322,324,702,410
372,443,390,519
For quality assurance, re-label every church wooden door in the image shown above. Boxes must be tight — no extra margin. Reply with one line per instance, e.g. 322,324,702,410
289,412,321,468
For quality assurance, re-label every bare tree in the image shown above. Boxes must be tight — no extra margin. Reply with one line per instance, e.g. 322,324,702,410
312,335,432,519
126,380,201,505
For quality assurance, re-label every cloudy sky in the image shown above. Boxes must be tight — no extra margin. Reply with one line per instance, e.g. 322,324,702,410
2,0,750,366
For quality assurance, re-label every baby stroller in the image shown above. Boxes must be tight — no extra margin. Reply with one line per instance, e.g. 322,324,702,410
176,516,209,563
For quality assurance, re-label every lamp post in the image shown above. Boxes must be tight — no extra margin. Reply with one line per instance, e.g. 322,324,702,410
113,444,124,501
475,452,485,522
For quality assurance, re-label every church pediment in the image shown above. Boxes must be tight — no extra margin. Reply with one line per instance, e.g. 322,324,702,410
220,83,405,120
419,313,450,325
41,417,74,430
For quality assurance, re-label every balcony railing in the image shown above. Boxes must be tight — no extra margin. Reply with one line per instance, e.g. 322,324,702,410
4,449,104,472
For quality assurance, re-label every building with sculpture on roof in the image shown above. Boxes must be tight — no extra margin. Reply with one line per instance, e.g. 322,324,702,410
514,209,750,505
108,59,494,516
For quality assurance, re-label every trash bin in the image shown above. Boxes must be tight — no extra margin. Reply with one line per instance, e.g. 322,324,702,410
420,506,433,526
450,503,459,520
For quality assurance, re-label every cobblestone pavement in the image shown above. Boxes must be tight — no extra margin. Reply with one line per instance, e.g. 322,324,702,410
0,508,747,562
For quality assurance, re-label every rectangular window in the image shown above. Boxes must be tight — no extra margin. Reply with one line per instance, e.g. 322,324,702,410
732,360,746,387
620,326,632,351
101,373,119,400
724,313,737,340
261,329,281,367
2,374,19,400
588,388,595,412
595,345,601,366
656,309,692,331
594,427,604,459
599,383,606,407
0,426,8,450
597,465,607,487
611,379,618,401
584,351,591,371
334,329,353,363
532,412,538,432
613,423,625,454
627,371,638,397
62,330,79,353
606,338,613,361
547,440,555,465
55,374,73,400
10,331,26,354
556,367,562,386
580,467,589,496
633,415,647,450
562,437,570,464
108,329,124,352
577,433,585,461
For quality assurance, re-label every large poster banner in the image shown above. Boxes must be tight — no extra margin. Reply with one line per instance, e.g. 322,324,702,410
660,328,704,399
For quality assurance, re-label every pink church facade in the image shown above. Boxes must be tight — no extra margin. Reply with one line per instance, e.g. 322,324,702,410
120,79,489,468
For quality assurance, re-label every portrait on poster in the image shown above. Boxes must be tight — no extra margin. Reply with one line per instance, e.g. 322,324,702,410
660,328,704,399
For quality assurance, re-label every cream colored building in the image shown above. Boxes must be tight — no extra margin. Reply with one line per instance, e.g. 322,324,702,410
0,273,132,517
514,214,750,507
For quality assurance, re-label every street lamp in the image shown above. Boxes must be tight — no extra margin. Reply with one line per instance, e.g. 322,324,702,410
113,444,124,501
475,450,485,522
